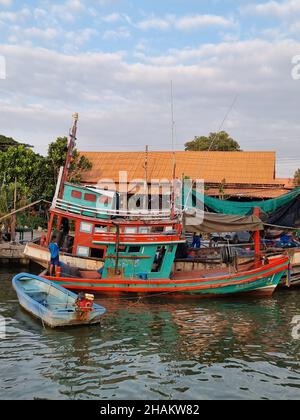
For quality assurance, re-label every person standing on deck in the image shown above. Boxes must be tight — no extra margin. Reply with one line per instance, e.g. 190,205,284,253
192,233,202,249
49,236,60,276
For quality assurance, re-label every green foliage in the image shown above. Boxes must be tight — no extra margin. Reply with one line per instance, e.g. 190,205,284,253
46,137,92,186
0,134,32,151
0,135,19,151
294,169,300,186
185,131,241,152
0,136,92,228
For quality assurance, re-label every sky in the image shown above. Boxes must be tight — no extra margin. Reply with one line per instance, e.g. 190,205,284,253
0,0,300,178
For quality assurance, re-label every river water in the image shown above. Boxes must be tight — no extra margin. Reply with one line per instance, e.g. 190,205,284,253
0,267,300,400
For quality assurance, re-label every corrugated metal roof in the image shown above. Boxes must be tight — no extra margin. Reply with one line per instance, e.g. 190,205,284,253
205,188,290,199
79,151,278,185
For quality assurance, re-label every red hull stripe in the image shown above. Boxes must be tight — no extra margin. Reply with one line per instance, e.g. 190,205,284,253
46,258,289,286
45,263,287,293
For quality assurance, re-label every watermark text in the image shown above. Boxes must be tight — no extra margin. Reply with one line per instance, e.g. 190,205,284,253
291,316,300,339
0,55,6,80
292,55,300,80
0,316,6,339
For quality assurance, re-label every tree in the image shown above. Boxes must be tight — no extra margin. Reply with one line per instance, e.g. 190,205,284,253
0,137,92,214
46,137,92,187
294,169,300,186
0,145,44,199
0,134,33,151
185,131,241,152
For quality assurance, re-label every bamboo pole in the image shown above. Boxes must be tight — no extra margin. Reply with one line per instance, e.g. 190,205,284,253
0,199,51,223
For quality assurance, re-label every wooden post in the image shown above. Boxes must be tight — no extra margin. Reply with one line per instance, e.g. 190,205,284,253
11,178,17,243
46,213,54,246
253,207,261,266
114,224,120,275
57,215,62,231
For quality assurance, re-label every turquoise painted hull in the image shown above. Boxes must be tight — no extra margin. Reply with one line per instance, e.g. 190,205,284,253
45,257,289,299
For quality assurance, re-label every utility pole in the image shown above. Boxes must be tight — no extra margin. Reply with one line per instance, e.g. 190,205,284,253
170,81,176,219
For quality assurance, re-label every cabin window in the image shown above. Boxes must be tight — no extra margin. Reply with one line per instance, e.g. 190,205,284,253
165,226,173,232
84,193,97,202
95,225,108,233
80,222,93,233
77,246,89,257
124,227,137,234
116,245,126,253
71,190,82,199
128,246,141,253
139,227,150,234
90,248,104,259
168,246,174,253
152,226,164,233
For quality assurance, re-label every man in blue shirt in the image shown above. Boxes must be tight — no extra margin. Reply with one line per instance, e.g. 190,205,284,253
49,236,60,276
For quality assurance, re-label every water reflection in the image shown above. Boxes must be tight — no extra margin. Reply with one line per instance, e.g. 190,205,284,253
0,268,300,400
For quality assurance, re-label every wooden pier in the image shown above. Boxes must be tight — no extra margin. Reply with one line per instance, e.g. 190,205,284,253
0,243,29,266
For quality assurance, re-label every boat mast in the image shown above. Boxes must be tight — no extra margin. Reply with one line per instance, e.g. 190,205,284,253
58,113,79,199
46,113,79,246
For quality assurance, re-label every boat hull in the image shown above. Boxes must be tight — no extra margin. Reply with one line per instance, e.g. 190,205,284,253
270,249,300,288
44,256,289,299
24,243,104,271
13,274,106,328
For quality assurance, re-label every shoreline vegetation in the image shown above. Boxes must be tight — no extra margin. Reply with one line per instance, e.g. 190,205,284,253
0,135,92,234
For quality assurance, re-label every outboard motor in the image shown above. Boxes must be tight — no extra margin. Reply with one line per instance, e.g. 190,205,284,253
75,292,95,320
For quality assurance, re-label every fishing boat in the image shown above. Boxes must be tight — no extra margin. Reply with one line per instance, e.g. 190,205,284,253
44,255,289,298
12,273,106,328
272,248,300,287
23,115,290,298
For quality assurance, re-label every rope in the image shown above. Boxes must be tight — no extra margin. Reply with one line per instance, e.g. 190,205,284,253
263,222,300,231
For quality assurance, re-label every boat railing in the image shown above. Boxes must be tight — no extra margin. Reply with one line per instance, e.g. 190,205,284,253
53,198,177,219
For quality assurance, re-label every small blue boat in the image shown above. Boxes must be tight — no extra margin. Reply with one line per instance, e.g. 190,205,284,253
12,273,106,328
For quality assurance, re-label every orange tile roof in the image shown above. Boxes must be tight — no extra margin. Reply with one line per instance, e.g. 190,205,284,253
79,151,278,185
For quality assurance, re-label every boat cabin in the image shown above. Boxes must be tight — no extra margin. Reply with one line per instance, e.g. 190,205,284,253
46,183,185,280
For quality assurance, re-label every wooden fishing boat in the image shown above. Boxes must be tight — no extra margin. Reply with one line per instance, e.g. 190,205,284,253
22,115,291,299
278,248,300,287
43,256,289,298
12,273,106,328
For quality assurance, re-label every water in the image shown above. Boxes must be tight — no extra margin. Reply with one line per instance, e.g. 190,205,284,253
0,267,300,400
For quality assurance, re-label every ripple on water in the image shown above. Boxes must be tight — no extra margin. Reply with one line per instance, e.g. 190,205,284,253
0,271,300,399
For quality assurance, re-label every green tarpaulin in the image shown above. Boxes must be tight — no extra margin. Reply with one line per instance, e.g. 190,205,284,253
195,188,300,216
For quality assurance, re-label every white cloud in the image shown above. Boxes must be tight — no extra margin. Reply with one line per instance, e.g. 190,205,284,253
102,27,130,40
0,7,30,23
137,14,234,31
24,27,59,41
137,17,172,31
0,40,299,177
243,0,300,18
0,0,13,6
175,14,235,30
102,13,122,23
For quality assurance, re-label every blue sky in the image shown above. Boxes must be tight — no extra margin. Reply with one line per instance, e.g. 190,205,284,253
2,0,300,55
0,0,300,177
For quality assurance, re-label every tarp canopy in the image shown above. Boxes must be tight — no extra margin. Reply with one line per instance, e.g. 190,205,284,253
196,188,300,216
184,210,264,234
267,196,300,228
